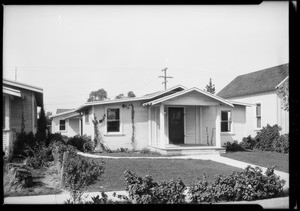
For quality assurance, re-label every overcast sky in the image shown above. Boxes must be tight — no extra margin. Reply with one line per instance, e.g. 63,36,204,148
3,2,289,114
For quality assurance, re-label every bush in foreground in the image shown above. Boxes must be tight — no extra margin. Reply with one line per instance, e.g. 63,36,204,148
223,141,245,152
188,165,285,203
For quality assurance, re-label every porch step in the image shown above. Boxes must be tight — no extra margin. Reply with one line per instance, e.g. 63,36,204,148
149,146,226,156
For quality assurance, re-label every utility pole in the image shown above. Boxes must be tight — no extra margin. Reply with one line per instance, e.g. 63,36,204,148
15,67,17,81
159,68,173,90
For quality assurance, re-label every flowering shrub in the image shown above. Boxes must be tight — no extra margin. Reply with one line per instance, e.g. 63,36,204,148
124,170,186,204
272,134,289,154
63,153,105,203
188,165,285,203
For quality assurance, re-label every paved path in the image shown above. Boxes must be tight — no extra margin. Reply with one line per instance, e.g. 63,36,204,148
4,153,289,208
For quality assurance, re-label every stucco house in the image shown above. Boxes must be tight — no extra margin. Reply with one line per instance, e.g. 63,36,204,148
217,63,289,138
50,85,252,155
3,78,43,149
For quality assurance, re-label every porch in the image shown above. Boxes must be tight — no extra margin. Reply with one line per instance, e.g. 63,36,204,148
143,88,234,155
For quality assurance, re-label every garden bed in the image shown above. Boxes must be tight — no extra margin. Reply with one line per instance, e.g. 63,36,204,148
221,149,289,173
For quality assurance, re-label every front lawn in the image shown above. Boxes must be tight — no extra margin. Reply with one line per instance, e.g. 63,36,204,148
221,150,289,173
86,158,242,192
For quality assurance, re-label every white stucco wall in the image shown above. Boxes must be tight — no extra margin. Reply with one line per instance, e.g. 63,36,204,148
51,117,79,137
228,91,288,137
91,101,149,150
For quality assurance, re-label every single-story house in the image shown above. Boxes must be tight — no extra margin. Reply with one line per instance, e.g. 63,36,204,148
50,108,81,137
217,63,289,137
3,78,43,149
50,85,252,155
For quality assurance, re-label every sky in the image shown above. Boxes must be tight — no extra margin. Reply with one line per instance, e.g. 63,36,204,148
3,2,289,114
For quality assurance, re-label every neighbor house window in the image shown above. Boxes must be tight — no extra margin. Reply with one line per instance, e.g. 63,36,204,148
256,103,261,128
85,109,90,124
221,111,231,132
107,108,120,133
59,120,66,131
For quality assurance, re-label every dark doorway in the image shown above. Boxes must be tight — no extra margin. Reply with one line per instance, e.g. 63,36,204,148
168,107,184,144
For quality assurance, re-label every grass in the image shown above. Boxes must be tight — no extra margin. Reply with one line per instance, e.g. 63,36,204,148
221,149,289,173
85,158,242,192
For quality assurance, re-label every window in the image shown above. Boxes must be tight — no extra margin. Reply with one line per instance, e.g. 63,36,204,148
59,120,66,131
256,103,261,128
107,108,120,133
85,109,90,123
221,111,231,132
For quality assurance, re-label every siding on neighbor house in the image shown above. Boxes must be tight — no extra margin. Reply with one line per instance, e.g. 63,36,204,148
276,95,289,134
10,89,36,133
92,101,149,150
228,91,280,137
68,118,80,137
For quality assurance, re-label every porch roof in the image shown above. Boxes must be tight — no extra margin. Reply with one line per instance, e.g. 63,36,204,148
142,87,234,107
49,109,76,119
61,112,80,120
3,86,23,98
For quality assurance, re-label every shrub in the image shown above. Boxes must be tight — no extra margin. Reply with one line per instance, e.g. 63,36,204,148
239,135,257,150
223,141,245,152
46,132,67,146
67,135,94,153
124,170,186,204
272,134,289,154
25,142,53,169
188,165,285,203
140,148,150,154
254,124,289,153
63,153,105,203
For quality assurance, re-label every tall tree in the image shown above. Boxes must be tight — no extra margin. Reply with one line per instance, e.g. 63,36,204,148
115,93,126,99
127,91,136,98
87,88,108,102
37,106,47,143
205,78,215,94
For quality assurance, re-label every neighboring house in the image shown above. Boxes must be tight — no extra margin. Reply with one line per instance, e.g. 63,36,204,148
50,85,251,155
50,109,80,137
217,63,289,138
3,78,43,148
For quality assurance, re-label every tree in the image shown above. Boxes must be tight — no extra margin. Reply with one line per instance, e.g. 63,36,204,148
276,79,289,111
205,78,215,94
127,91,136,98
115,93,126,99
45,111,52,126
87,89,108,102
37,106,47,143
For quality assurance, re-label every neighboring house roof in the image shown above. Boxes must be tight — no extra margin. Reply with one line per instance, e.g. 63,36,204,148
75,85,187,112
275,76,289,89
142,87,234,107
217,63,289,99
3,78,44,106
49,109,76,119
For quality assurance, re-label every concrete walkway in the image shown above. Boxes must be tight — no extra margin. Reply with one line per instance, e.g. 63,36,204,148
4,153,289,208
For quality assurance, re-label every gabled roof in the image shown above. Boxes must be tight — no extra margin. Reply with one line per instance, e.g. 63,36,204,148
56,108,74,114
3,78,44,106
217,63,289,99
142,87,234,107
75,85,187,112
49,109,76,119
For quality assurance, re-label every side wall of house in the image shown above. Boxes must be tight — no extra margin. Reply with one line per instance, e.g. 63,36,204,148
276,95,289,134
228,91,281,137
92,101,149,150
10,89,36,133
219,105,246,145
51,117,79,137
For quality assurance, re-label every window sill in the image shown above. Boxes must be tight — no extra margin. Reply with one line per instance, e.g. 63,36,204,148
254,128,262,131
59,130,67,132
104,133,125,137
221,132,235,136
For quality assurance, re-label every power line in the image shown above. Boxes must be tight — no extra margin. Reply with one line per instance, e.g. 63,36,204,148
158,68,173,90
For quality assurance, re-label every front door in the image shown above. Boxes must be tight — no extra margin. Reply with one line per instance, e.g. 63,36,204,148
168,107,184,144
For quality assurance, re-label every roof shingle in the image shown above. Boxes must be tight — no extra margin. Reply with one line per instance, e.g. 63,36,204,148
217,63,289,99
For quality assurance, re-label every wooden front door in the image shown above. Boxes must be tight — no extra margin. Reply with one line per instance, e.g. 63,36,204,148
168,107,184,144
